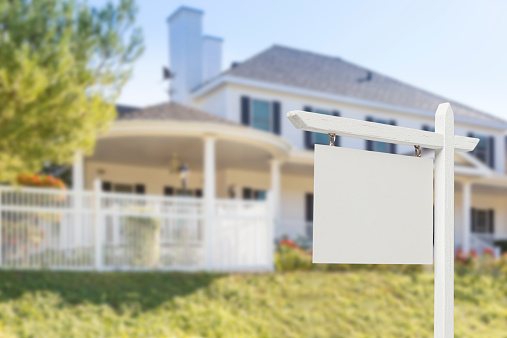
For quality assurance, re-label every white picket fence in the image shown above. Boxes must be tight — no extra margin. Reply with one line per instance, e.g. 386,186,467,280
0,186,273,271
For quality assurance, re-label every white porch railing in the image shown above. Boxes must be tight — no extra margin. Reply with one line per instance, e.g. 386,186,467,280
470,233,501,257
276,220,313,240
0,185,273,271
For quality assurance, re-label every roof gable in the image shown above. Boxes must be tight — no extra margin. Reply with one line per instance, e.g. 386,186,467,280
224,45,506,126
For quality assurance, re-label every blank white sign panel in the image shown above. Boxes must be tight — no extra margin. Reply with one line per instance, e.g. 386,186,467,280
313,145,433,265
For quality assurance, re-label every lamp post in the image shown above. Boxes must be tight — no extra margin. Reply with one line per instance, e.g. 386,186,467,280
179,163,189,195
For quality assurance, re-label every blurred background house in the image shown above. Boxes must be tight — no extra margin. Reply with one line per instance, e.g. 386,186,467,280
84,6,507,254
3,5,507,272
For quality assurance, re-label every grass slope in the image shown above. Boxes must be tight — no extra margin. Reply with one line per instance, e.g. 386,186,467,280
0,271,506,337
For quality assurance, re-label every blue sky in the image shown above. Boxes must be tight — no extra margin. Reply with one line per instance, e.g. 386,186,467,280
92,0,507,119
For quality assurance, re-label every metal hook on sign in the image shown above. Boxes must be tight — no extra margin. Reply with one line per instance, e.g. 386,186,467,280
329,133,336,146
414,145,422,157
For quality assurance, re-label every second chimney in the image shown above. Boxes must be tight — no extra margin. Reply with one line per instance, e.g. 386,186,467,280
202,35,223,83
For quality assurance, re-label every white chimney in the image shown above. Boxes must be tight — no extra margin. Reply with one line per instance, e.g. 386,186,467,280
167,7,203,104
202,35,223,83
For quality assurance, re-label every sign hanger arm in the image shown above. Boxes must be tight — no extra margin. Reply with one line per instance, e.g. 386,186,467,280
287,109,479,152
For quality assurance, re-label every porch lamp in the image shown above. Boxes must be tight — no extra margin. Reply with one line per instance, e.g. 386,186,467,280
179,163,189,194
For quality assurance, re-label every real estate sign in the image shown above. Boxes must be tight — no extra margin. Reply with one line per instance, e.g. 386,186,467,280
312,145,433,264
287,103,479,338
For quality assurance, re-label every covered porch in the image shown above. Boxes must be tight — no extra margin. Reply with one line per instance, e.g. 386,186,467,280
0,108,295,271
453,151,507,255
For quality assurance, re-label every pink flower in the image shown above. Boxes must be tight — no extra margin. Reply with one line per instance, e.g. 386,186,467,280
482,248,495,257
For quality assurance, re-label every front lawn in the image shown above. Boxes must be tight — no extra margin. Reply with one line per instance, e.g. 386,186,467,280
0,270,505,337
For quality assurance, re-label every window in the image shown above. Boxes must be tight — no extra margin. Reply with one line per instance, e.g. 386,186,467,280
255,190,266,200
313,109,333,145
366,117,396,153
473,135,489,164
305,193,313,222
251,99,271,132
422,125,435,132
242,187,266,200
241,97,281,134
113,184,133,193
303,107,339,149
468,133,494,168
305,193,314,239
471,208,494,233
164,186,174,196
165,186,201,197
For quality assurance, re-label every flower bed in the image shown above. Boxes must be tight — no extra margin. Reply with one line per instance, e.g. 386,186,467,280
17,173,66,189
276,238,507,274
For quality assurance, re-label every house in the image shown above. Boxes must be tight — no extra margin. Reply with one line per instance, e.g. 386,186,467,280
79,6,507,256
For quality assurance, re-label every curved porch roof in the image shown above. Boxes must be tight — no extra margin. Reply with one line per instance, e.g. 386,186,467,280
90,103,292,172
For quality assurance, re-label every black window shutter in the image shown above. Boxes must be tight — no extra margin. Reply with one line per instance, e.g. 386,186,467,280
305,193,314,222
272,101,281,134
102,181,112,192
332,111,340,146
365,116,373,151
471,208,477,232
488,209,495,234
164,186,174,196
303,106,313,149
241,96,250,126
135,184,145,194
389,120,397,153
242,188,253,200
488,136,495,169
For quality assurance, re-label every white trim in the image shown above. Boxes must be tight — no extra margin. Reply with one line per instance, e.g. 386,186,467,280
106,120,292,157
192,75,507,130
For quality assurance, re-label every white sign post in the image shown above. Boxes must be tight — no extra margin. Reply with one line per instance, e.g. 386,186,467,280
287,103,478,338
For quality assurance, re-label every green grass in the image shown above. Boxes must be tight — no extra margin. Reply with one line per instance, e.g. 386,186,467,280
0,270,506,337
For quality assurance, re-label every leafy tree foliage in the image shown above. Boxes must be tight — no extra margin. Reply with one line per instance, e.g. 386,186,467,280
0,0,144,182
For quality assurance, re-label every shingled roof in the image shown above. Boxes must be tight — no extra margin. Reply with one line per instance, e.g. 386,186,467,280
117,102,239,126
224,45,505,125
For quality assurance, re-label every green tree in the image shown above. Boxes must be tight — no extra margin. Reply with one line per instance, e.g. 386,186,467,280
0,0,144,182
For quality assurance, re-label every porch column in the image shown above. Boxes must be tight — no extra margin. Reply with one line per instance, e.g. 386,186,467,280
270,159,281,224
462,181,472,253
72,151,84,249
204,137,216,270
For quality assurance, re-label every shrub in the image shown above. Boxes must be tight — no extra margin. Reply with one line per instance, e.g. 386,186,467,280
123,213,160,267
274,239,424,273
275,239,313,271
